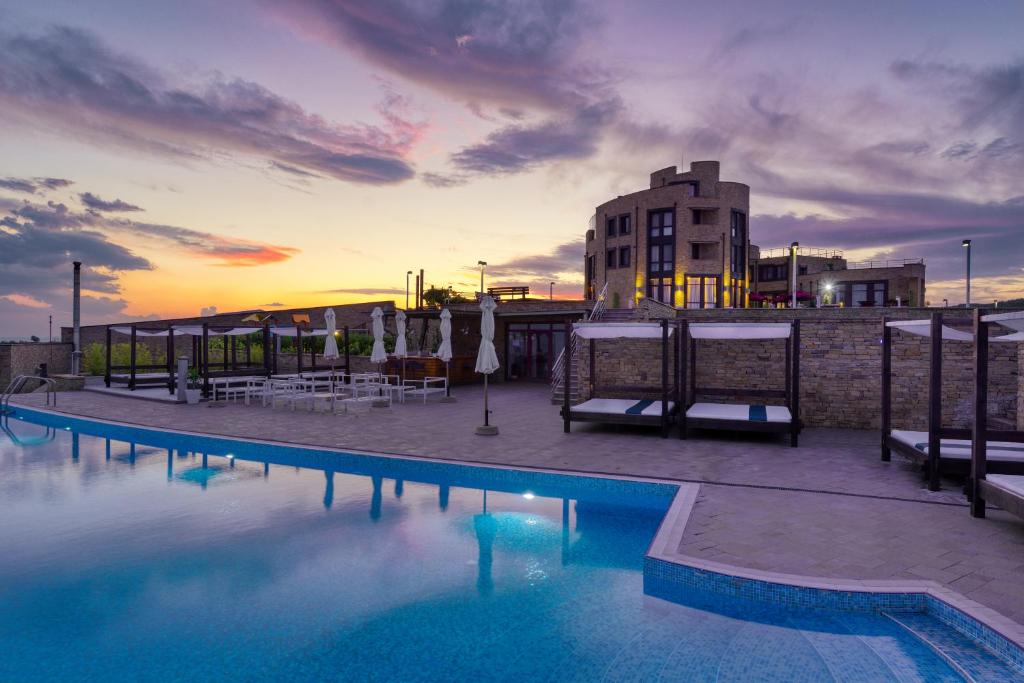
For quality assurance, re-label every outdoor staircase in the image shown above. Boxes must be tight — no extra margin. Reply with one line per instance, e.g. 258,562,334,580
550,284,611,405
599,308,640,322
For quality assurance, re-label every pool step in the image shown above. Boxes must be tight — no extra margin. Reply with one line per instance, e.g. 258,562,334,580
886,612,1023,682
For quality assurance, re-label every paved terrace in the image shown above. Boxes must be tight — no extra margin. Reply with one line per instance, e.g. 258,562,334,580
12,384,1024,626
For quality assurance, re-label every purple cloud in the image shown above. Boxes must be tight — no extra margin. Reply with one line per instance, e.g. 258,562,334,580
0,176,73,194
486,239,584,281
79,192,143,212
0,26,421,185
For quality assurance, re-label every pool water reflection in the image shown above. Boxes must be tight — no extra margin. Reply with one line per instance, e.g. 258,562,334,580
0,411,1016,681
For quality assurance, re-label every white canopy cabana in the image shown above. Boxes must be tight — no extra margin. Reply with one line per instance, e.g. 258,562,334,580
269,327,330,337
983,311,1024,341
689,322,791,340
573,322,674,339
887,318,1023,342
109,325,263,337
885,319,973,341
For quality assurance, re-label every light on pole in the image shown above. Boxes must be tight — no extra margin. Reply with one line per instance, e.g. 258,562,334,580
790,242,799,309
962,239,971,307
477,260,487,296
405,270,412,309
549,281,555,300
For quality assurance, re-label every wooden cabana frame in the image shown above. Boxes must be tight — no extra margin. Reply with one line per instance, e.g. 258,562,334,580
104,323,274,396
561,319,681,438
880,312,1024,492
269,325,351,378
970,309,1024,520
679,321,801,447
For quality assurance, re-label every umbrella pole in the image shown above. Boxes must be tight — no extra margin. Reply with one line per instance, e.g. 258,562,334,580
475,373,498,435
484,374,488,426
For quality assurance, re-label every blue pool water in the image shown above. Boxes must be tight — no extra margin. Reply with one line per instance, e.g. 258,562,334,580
1,409,1020,682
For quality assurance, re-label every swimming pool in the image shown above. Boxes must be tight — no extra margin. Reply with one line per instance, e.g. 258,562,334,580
1,408,1020,681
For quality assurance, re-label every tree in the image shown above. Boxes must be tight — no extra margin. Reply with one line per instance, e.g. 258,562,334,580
423,286,468,308
30,335,40,342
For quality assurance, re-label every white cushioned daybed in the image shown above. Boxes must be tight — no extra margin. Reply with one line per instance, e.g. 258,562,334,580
686,402,791,424
890,430,1024,463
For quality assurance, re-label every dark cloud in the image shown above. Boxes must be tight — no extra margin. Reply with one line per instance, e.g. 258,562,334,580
79,192,143,212
323,287,404,295
0,26,421,185
485,239,584,281
420,172,467,188
451,99,620,174
890,58,1024,137
269,0,601,111
0,176,73,194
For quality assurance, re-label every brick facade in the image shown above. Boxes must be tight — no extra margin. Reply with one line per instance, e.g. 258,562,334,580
585,161,750,310
0,342,73,389
574,308,1021,430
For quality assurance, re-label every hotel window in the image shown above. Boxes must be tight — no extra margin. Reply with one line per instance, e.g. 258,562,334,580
686,182,699,197
606,217,616,238
618,214,632,235
691,209,702,225
685,275,719,309
606,249,616,269
730,211,747,280
646,209,675,303
619,246,630,268
691,243,701,259
837,280,887,307
758,263,788,281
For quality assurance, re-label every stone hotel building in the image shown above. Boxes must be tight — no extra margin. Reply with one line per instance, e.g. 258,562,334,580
584,161,750,309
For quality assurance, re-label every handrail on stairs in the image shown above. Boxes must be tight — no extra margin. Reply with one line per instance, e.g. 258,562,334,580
550,283,607,396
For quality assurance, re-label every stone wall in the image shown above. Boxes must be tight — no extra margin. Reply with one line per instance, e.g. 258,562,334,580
0,342,73,390
574,308,1021,429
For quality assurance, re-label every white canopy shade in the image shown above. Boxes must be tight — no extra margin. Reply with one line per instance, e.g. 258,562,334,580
886,320,973,341
689,322,791,340
322,308,340,361
370,307,388,364
983,310,1024,331
573,322,673,340
110,325,262,337
436,308,453,362
394,310,408,359
475,296,500,374
269,327,330,337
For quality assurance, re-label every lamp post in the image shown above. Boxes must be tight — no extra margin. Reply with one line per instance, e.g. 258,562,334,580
549,281,555,300
405,270,412,310
790,242,799,309
962,239,971,307
477,260,487,296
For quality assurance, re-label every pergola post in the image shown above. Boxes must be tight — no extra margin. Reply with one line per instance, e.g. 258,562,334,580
881,317,891,461
343,326,350,375
129,324,137,390
562,321,571,433
927,312,942,491
660,319,669,438
970,309,988,517
790,319,800,447
296,326,304,375
202,323,210,399
104,325,112,387
262,324,272,378
679,320,688,439
167,327,175,394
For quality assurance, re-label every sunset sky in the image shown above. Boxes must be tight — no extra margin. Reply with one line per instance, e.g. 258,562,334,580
1,0,1022,337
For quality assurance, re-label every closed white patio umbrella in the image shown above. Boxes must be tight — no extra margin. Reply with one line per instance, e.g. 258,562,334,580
370,307,387,366
323,308,340,398
394,309,408,383
437,308,454,400
475,295,500,435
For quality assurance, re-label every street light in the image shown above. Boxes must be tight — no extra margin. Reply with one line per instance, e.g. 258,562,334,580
406,270,413,310
477,260,487,296
962,239,971,307
549,281,555,300
790,241,799,309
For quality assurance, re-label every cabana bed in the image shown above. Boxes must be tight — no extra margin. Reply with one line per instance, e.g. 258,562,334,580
680,321,801,447
881,313,1024,491
561,320,680,437
969,309,1024,521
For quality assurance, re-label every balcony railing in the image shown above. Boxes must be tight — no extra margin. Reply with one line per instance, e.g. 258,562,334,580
758,246,843,259
847,258,924,269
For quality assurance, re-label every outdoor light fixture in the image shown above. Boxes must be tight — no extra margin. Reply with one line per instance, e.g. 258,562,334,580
549,281,555,300
962,239,972,307
477,260,487,295
406,270,413,310
522,492,535,500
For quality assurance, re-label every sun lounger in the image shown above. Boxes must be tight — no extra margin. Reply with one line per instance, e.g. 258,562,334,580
978,475,1024,519
568,398,676,425
890,430,1024,463
686,402,792,424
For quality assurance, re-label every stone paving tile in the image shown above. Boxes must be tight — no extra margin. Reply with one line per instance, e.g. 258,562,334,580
11,383,1024,625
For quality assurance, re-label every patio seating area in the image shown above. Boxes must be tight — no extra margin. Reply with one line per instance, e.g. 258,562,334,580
13,381,1024,627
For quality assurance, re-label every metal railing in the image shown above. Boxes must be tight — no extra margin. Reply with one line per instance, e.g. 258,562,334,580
550,283,607,397
847,258,924,269
1,375,57,412
758,246,843,259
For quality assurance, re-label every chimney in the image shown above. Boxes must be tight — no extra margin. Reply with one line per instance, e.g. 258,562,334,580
419,268,425,308
72,261,82,374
